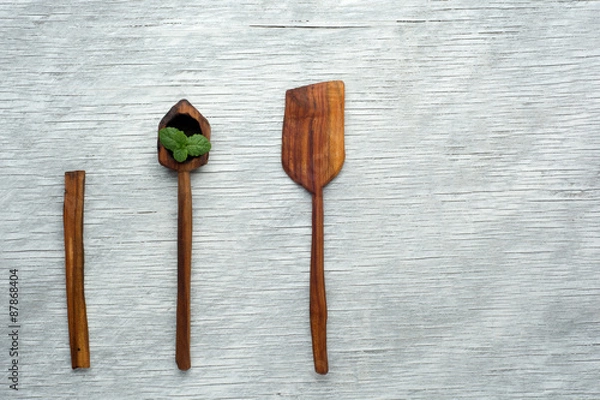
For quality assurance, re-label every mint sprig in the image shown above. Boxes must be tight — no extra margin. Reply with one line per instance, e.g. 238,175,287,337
159,127,211,162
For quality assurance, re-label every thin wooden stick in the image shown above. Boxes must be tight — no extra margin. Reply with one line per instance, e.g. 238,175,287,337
176,170,192,371
63,170,90,369
310,186,328,374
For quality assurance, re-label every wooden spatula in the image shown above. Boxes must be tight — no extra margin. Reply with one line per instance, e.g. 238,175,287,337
158,99,211,370
282,80,345,375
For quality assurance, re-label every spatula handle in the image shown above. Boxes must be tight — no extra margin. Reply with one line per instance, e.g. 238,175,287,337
310,187,328,374
63,170,90,369
176,171,192,370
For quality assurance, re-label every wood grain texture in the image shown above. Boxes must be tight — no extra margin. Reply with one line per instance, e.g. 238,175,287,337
1,1,600,399
175,169,192,371
158,99,211,370
63,170,90,369
310,186,328,374
282,81,345,193
158,99,211,172
283,81,345,374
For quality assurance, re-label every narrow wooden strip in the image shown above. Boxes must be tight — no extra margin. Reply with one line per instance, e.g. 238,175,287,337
63,170,90,369
176,170,192,371
310,187,328,374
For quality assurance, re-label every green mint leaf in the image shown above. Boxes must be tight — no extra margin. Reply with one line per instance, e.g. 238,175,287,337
173,148,188,162
159,127,188,151
186,134,211,157
159,127,210,162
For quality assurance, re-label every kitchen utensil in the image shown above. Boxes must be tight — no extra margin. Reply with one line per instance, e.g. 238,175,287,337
282,81,345,374
158,99,211,370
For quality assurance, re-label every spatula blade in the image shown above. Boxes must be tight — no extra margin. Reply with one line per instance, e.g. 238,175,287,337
282,81,345,193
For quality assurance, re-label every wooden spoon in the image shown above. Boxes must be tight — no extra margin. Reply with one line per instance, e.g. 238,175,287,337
282,80,345,374
158,99,211,371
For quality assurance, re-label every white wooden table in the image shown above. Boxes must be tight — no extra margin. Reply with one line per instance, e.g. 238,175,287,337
1,1,600,398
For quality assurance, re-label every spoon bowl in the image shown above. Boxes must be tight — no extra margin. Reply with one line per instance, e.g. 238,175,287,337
158,99,211,172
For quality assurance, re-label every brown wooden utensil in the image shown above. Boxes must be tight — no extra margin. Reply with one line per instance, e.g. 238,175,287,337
158,99,211,371
63,170,90,369
282,80,345,375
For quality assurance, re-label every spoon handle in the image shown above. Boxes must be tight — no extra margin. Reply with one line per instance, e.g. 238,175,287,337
310,186,328,374
176,170,192,370
63,170,90,369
